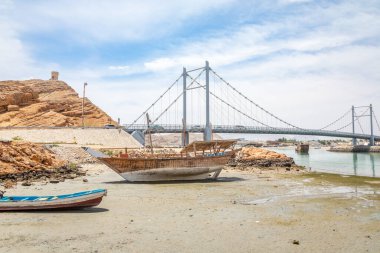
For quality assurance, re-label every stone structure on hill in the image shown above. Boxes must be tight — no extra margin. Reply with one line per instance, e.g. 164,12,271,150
0,79,115,127
50,71,59,80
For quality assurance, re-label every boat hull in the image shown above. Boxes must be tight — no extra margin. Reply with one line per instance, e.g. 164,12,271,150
0,189,106,211
119,166,223,182
99,156,230,182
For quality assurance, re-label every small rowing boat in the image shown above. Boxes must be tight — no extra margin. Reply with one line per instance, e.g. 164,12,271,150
0,189,107,211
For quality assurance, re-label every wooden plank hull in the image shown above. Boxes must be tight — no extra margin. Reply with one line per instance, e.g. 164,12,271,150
0,189,106,211
99,156,230,182
119,166,223,182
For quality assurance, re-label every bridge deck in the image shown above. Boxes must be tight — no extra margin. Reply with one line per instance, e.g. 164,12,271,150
124,124,380,141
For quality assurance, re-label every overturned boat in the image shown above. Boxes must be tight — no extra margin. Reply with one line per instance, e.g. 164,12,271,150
0,189,107,211
97,140,237,182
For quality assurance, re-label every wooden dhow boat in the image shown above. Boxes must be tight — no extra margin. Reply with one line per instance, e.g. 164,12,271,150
97,140,237,182
0,189,107,211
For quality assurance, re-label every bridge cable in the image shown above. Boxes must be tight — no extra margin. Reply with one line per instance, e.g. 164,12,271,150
187,74,273,128
333,108,369,132
373,110,380,132
126,74,183,129
150,69,205,125
319,109,351,130
355,111,365,134
210,69,301,129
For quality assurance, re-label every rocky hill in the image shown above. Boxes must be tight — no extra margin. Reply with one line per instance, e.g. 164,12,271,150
0,79,114,127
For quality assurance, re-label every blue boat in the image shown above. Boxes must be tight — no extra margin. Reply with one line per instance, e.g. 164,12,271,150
0,189,107,211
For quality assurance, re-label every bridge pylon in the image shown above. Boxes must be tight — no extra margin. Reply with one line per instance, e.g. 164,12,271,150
204,60,212,141
182,67,189,146
352,106,357,146
370,104,375,146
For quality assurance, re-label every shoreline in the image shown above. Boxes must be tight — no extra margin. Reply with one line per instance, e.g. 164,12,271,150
1,164,379,252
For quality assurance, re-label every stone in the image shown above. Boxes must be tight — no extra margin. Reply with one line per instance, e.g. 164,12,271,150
21,181,32,186
82,178,88,183
236,147,295,167
7,105,20,111
292,240,300,245
67,173,77,179
49,179,60,184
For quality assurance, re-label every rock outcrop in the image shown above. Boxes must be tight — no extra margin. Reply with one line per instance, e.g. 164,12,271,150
235,146,294,167
0,141,84,186
329,145,380,153
0,79,114,127
0,140,63,176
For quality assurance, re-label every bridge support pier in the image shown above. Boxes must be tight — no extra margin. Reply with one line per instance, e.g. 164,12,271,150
131,130,145,146
352,106,357,146
204,60,212,141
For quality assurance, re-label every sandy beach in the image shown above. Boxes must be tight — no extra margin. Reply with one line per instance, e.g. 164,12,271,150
1,164,379,253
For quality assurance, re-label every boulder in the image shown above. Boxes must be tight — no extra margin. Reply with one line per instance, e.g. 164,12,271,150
7,105,19,111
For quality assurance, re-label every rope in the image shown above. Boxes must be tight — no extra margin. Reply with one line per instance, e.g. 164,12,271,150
210,68,301,129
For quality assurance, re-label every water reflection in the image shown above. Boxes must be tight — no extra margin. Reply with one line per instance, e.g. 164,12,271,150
370,154,376,177
353,153,358,176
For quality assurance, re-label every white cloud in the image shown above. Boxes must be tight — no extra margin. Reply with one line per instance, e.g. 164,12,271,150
144,58,177,72
1,0,380,135
8,0,235,42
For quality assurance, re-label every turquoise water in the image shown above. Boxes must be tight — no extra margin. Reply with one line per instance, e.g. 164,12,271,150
268,147,380,178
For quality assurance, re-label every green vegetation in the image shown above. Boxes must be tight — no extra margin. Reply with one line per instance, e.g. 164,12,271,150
68,162,78,170
276,137,296,143
102,150,114,156
11,136,23,141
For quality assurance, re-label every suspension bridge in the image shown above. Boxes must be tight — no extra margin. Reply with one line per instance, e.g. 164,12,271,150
124,61,380,146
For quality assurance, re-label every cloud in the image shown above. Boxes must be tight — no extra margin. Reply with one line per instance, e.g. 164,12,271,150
8,0,235,42
0,20,36,79
144,58,177,72
1,0,380,135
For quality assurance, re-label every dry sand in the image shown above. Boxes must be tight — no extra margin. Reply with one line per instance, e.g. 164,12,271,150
1,165,379,253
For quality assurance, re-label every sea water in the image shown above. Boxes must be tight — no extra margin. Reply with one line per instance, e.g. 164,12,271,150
268,147,380,178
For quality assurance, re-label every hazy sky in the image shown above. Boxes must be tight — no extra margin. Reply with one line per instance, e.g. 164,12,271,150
1,0,379,133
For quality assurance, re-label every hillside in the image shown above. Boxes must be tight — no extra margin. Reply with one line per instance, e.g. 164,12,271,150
0,79,114,127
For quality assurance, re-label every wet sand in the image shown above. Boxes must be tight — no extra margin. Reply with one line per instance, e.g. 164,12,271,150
1,165,379,253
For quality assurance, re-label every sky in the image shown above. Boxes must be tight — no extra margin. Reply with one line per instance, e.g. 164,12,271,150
1,0,380,133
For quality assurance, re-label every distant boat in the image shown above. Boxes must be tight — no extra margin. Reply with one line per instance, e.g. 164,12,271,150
0,189,106,211
296,143,309,153
98,140,237,182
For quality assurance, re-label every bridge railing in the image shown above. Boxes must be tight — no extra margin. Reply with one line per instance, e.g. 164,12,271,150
124,124,379,140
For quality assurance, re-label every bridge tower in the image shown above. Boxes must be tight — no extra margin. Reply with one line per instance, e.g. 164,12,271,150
352,106,357,146
204,61,212,141
370,104,375,146
182,67,189,146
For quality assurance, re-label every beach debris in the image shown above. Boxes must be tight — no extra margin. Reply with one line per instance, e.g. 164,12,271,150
3,180,16,189
21,181,32,186
292,240,300,245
